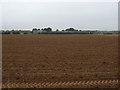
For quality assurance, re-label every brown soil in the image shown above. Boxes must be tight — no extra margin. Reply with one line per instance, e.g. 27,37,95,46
2,35,118,87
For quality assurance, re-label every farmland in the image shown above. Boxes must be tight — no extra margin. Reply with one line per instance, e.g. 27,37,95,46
2,35,118,88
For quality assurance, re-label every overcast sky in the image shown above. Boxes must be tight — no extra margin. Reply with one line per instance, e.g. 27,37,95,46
1,2,118,30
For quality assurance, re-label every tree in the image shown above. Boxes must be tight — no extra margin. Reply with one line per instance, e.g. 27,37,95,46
42,27,52,32
41,28,44,31
32,28,38,34
32,28,37,31
65,28,75,31
56,29,59,31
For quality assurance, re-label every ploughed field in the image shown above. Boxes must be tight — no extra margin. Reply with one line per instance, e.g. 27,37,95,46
2,35,118,88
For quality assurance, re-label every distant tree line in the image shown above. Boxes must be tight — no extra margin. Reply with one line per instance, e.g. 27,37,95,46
1,27,119,35
32,27,81,32
32,27,52,32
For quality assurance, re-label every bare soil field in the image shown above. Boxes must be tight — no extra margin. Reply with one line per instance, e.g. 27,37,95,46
2,35,118,88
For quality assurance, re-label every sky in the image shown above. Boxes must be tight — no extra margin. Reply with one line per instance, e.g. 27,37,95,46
0,0,118,31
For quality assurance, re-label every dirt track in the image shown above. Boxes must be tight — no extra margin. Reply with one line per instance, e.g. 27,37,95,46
2,35,118,88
